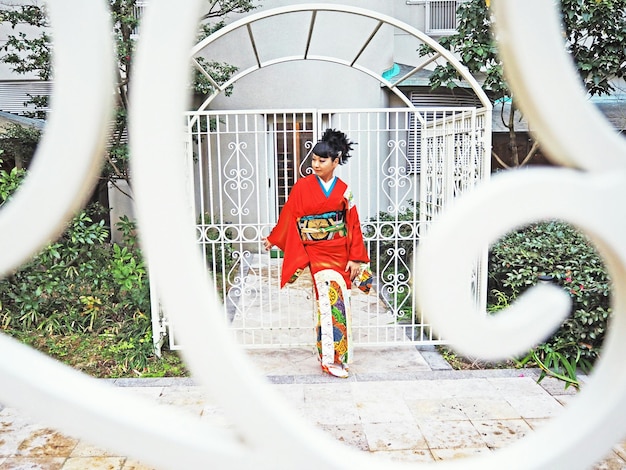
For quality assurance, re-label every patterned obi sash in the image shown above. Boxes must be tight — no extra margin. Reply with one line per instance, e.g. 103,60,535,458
297,210,346,241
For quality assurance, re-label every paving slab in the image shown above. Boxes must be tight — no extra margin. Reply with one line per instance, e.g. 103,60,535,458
0,347,624,469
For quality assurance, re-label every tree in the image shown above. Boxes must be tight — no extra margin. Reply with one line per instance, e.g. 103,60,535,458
0,0,255,189
421,0,626,168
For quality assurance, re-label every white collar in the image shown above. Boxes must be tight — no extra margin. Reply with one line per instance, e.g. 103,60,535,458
318,175,336,191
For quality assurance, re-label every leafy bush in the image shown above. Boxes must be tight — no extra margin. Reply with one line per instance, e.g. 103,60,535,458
489,220,611,385
0,165,155,374
0,124,41,170
8,331,187,378
0,155,26,202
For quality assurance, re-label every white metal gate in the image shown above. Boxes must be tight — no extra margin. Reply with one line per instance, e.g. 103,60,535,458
160,108,490,350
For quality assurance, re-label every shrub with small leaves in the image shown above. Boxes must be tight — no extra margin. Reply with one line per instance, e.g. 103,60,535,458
488,220,611,383
0,171,153,372
0,156,26,204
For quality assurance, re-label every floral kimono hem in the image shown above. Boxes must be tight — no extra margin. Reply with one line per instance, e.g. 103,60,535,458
314,269,353,371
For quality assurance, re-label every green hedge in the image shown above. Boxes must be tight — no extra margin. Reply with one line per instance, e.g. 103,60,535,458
488,220,611,385
0,158,153,373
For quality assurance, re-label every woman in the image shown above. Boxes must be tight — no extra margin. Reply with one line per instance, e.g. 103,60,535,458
263,129,369,378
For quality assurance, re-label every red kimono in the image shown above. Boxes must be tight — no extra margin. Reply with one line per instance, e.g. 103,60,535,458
266,174,370,375
266,174,370,288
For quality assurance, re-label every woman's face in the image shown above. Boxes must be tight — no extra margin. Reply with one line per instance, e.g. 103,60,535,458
311,153,339,182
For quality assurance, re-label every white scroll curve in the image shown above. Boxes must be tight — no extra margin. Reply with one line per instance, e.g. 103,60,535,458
0,2,252,470
131,0,626,468
128,1,376,469
416,167,626,361
0,0,623,469
0,0,115,278
492,0,626,172
416,0,626,468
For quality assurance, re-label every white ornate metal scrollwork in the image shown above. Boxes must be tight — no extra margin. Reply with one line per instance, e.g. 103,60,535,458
130,2,372,468
226,249,260,320
0,1,624,469
223,141,253,217
380,245,412,319
416,1,626,469
0,2,253,469
300,140,315,176
381,139,411,214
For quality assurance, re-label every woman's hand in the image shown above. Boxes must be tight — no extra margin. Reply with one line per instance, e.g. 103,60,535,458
262,237,273,251
345,260,361,281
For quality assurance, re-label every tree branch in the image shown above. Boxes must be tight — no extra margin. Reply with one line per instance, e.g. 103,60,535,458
519,138,541,167
491,150,510,170
108,177,133,200
508,99,520,167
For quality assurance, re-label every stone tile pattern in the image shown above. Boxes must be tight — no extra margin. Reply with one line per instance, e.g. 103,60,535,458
0,348,624,468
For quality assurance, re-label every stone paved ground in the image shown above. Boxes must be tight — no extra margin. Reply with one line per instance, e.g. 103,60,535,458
1,346,626,469
1,258,624,468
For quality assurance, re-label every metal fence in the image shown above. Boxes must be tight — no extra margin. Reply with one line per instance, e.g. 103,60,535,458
157,108,490,350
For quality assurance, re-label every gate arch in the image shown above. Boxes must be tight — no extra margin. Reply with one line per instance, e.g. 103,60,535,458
190,3,491,111
156,4,492,351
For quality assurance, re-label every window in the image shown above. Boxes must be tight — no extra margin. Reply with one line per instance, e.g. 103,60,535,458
407,0,465,36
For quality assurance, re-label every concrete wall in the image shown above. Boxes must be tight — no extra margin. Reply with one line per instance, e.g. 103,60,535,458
107,180,135,244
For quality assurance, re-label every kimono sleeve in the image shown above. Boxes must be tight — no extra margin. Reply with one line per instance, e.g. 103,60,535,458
266,201,293,252
266,183,310,287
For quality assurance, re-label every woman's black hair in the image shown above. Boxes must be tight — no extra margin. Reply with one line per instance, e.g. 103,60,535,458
311,128,356,165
